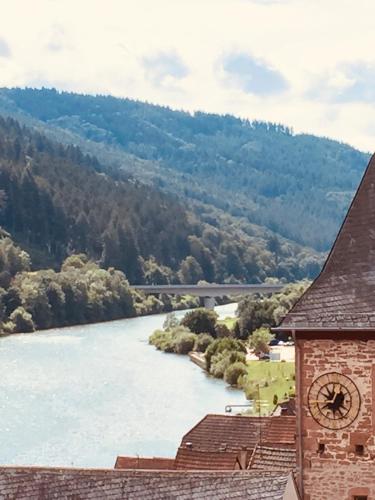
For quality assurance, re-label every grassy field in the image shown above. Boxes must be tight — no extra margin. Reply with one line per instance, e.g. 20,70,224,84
245,361,295,415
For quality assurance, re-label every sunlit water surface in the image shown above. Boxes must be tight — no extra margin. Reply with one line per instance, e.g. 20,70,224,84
0,303,248,467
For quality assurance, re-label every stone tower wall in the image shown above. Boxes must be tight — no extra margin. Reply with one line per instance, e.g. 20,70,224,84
297,337,375,499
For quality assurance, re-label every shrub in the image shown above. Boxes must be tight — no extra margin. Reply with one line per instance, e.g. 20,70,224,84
210,352,230,378
195,333,214,352
224,362,248,386
209,350,246,378
181,308,218,335
10,306,35,333
149,325,196,354
173,332,197,354
205,337,246,371
149,329,174,352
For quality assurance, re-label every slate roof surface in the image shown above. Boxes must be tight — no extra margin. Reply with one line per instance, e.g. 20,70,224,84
174,447,240,470
114,456,175,470
278,154,375,330
249,446,296,472
180,414,270,452
0,466,292,499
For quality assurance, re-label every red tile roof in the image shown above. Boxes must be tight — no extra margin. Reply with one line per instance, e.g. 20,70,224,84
261,416,296,446
249,445,296,472
180,414,296,454
278,154,375,330
0,466,296,499
175,447,246,470
180,414,271,452
114,456,175,470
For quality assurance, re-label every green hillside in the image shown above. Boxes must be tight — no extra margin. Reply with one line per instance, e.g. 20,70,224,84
0,87,369,252
0,116,319,286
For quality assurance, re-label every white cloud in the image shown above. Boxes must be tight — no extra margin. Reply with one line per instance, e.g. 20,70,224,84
219,52,288,95
142,52,189,88
0,0,374,150
309,62,375,104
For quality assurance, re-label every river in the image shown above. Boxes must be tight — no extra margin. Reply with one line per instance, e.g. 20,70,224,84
0,303,248,468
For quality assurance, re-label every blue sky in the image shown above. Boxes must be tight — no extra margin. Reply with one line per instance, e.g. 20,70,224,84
0,0,374,151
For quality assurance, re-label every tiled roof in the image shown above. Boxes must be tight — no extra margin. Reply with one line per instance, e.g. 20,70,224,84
175,447,243,470
0,466,296,499
180,414,271,452
278,154,375,330
261,416,296,446
249,445,296,472
114,456,175,470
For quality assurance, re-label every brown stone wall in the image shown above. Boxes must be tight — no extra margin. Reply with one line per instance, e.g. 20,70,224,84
297,337,375,500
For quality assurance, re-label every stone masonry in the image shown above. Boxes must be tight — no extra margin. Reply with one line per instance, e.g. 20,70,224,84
297,337,375,499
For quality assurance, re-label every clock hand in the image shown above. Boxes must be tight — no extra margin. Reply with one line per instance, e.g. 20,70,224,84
311,385,341,405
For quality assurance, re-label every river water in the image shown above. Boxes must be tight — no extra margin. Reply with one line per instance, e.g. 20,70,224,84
0,304,248,468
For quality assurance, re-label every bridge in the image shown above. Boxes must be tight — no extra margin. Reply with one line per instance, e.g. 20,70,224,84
134,284,285,309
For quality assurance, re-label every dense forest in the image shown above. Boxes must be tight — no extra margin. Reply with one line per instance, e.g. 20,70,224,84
0,87,369,252
0,116,321,287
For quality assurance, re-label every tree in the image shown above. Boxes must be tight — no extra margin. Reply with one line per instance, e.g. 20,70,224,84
267,235,282,266
236,296,276,339
163,312,180,330
248,327,274,355
181,308,218,335
3,286,22,316
179,256,203,284
61,254,88,271
10,306,35,333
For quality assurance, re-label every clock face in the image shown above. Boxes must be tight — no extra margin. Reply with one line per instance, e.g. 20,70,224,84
308,372,361,430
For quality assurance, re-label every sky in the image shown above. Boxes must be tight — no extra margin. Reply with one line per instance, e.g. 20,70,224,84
0,0,374,151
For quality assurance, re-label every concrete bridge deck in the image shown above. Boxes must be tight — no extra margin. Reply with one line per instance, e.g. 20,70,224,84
134,284,284,298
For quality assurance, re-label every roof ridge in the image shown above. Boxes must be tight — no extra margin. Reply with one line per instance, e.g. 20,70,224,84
0,465,289,477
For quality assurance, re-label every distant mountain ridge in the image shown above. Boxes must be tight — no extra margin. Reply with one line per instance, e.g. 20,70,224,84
0,87,369,253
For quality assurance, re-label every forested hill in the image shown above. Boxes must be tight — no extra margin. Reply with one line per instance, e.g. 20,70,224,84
0,116,320,285
0,87,370,252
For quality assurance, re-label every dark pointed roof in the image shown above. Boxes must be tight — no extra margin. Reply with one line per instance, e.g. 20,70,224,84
279,153,375,330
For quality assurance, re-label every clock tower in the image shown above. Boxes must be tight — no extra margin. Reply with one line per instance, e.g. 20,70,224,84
277,154,375,500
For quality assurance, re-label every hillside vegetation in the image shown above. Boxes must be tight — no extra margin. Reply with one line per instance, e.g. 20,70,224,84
0,87,369,252
0,116,321,286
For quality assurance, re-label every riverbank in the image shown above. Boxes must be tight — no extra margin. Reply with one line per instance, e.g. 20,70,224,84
0,284,236,337
187,349,295,414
